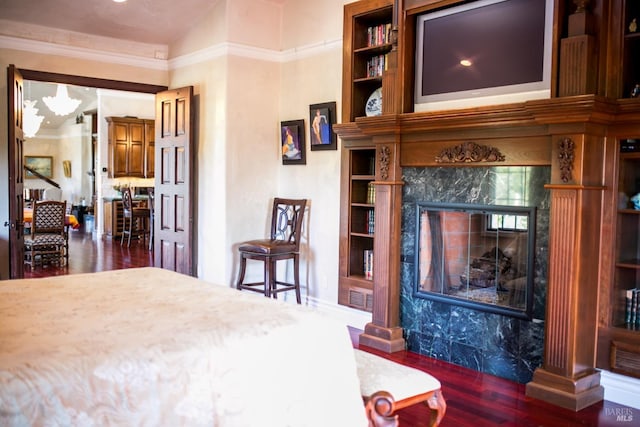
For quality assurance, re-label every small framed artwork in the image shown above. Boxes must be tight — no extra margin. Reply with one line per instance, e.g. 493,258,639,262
24,155,53,179
281,119,306,165
62,160,72,178
309,101,337,151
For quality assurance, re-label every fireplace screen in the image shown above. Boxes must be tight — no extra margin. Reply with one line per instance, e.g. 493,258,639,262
415,202,536,318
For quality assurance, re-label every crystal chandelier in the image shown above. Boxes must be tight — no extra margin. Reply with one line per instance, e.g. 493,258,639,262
23,100,45,138
42,84,81,116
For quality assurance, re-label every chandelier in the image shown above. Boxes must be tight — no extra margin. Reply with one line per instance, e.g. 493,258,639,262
23,100,44,138
42,84,81,116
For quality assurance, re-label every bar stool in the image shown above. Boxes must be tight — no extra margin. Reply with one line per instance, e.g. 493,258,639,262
121,187,150,247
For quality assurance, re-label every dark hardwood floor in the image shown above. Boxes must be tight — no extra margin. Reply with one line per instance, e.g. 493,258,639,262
24,226,637,426
349,331,638,427
23,224,153,279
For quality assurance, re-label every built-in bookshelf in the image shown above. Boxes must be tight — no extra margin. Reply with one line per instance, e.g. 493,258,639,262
600,139,640,378
339,146,376,312
623,0,640,98
342,0,393,122
615,144,640,330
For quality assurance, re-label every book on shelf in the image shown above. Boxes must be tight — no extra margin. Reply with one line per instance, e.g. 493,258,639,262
367,182,375,204
365,54,389,78
625,288,640,328
366,23,392,47
364,249,374,280
366,209,375,234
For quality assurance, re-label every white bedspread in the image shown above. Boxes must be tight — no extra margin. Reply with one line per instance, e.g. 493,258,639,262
0,267,367,426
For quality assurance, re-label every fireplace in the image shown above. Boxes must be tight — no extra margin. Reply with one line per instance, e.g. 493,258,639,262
415,202,536,319
400,165,550,383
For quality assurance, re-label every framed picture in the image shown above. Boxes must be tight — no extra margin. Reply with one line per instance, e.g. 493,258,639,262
309,101,337,151
62,160,72,178
281,119,306,165
24,156,53,179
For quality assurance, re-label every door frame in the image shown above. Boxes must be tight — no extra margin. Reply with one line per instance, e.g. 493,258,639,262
8,68,167,278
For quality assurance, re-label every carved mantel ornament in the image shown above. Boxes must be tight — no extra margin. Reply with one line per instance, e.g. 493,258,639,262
379,145,391,180
558,137,575,183
435,141,505,163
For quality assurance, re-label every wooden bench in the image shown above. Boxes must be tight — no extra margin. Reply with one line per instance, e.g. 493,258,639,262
355,348,447,427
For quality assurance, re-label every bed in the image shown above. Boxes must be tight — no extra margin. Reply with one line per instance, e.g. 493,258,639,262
0,267,369,426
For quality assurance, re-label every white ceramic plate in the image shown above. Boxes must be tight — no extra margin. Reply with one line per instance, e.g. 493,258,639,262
365,87,382,117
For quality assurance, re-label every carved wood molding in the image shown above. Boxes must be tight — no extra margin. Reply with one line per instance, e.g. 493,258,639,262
558,137,575,183
379,145,391,180
435,141,505,163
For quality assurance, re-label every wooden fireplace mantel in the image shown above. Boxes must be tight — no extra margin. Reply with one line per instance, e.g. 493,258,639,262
334,95,640,410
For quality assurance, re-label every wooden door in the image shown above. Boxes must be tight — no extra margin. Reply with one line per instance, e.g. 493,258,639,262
154,87,194,275
7,65,25,279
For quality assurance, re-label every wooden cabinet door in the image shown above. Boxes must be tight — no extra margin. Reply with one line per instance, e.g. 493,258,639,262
111,121,129,177
107,117,148,178
144,119,155,178
128,122,145,177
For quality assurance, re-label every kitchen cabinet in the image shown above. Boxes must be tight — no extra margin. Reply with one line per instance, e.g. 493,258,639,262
106,117,155,178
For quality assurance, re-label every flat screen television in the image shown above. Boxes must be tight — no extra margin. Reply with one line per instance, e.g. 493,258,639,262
414,0,553,112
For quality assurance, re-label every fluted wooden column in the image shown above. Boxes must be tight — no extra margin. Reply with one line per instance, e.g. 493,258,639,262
359,141,406,352
525,184,605,410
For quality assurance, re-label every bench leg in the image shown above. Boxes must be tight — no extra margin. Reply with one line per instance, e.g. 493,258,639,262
425,390,447,427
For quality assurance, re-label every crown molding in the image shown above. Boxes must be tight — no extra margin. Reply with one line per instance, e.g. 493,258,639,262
168,38,342,69
1,34,342,72
0,35,168,71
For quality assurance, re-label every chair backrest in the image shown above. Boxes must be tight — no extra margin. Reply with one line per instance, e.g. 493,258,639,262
122,187,133,213
32,200,66,234
270,198,307,250
148,188,155,216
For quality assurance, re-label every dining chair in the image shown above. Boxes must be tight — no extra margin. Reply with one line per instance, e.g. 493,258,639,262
236,198,307,303
24,200,66,270
121,187,150,247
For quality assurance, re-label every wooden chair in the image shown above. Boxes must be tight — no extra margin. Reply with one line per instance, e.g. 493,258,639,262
24,200,66,270
148,188,155,251
236,198,307,303
121,187,150,248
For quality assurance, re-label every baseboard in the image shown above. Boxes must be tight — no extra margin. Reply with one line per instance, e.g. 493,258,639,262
304,295,371,330
600,370,640,409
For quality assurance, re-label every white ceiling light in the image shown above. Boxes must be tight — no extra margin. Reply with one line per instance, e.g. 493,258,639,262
42,84,81,116
23,100,45,138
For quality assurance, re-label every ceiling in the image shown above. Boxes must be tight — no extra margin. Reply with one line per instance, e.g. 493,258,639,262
24,82,97,133
2,0,287,134
2,0,214,133
0,0,219,45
